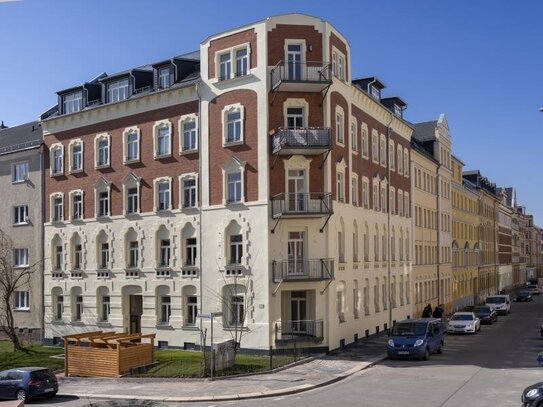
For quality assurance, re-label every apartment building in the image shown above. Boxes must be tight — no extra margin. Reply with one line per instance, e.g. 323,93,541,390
41,13,413,351
0,121,44,343
411,115,453,314
526,214,543,280
451,155,479,309
463,171,499,298
496,187,515,291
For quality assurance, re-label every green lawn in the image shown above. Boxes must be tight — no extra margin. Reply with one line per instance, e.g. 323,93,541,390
0,341,64,371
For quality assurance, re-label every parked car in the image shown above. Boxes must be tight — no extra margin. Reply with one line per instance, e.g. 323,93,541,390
472,305,498,325
485,294,511,315
521,382,543,406
462,305,475,312
0,367,58,401
537,352,543,367
540,324,543,337
527,284,541,295
387,318,444,360
517,291,534,302
446,312,481,334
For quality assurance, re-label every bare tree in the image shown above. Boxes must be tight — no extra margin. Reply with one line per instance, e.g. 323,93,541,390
0,229,40,351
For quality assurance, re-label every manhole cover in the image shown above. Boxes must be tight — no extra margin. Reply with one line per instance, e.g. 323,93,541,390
83,401,168,407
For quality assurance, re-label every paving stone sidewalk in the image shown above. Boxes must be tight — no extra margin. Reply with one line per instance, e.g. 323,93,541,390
58,332,388,402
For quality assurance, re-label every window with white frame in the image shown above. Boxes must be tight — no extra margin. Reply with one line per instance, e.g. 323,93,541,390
226,110,242,144
380,183,387,213
351,121,358,152
100,243,109,269
129,241,139,268
219,52,232,81
14,291,29,310
185,237,197,266
106,78,130,103
74,295,83,321
182,176,197,208
73,244,82,269
160,296,171,324
379,135,386,166
70,141,83,172
371,131,378,163
351,176,358,206
397,145,403,174
235,48,249,77
96,137,109,167
230,295,245,326
127,187,138,214
100,295,110,322
71,191,83,220
55,295,63,320
404,150,410,177
180,115,197,152
98,191,109,217
332,50,345,81
336,110,344,145
336,171,345,202
156,179,171,211
54,245,63,270
217,44,250,81
227,172,242,203
159,239,170,267
229,234,243,265
186,296,198,325
13,248,28,267
222,156,245,205
372,181,379,211
12,162,29,183
13,205,28,225
52,195,63,222
125,129,139,162
362,178,369,209
398,190,404,216
158,66,172,89
390,188,395,215
155,123,171,157
51,144,64,175
404,192,410,217
62,91,83,114
361,124,369,157
389,140,395,170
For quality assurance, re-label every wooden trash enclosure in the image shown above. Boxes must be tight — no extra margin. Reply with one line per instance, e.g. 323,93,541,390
63,331,155,377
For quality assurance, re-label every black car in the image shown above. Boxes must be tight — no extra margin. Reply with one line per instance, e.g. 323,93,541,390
0,367,58,401
517,291,534,302
472,305,498,325
522,382,543,406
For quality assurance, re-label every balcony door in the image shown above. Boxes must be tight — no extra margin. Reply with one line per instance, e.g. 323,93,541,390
291,291,307,334
287,44,303,81
288,231,306,277
286,107,305,129
287,169,307,212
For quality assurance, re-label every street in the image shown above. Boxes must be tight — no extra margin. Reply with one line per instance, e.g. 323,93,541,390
27,294,543,407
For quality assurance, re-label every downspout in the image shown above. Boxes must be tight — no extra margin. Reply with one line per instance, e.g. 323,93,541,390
39,143,45,343
195,80,203,350
386,113,393,331
436,157,441,308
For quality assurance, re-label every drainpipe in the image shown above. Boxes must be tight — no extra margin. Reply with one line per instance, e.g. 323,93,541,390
436,160,441,308
39,143,45,343
386,113,393,331
195,80,203,351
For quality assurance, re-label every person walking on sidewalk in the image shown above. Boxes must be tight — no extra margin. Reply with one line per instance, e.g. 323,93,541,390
422,303,432,318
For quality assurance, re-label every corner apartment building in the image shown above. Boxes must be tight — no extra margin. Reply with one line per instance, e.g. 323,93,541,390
42,13,413,351
463,170,499,298
411,115,452,315
0,121,44,342
451,155,479,309
526,215,543,280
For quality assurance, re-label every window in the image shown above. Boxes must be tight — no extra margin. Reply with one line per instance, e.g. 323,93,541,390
404,150,410,177
186,296,198,326
156,125,171,157
389,141,395,170
53,195,63,222
71,142,83,172
183,178,197,208
185,237,197,266
361,125,369,157
55,295,63,320
72,192,84,221
13,205,28,225
372,182,379,211
351,177,358,206
159,239,170,267
362,179,369,209
219,52,232,81
14,291,29,310
107,78,130,103
74,295,83,321
218,45,250,80
13,248,28,267
397,145,403,174
158,66,172,89
96,137,109,167
101,296,110,322
230,295,244,326
124,187,137,214
98,191,109,217
336,171,345,203
129,241,139,268
380,135,386,166
390,188,395,214
370,85,380,100
332,50,345,81
73,245,82,269
351,121,357,151
62,91,83,114
126,131,139,162
381,184,387,212
398,190,404,217
336,111,344,144
227,172,242,203
12,162,29,183
51,145,63,175
404,193,410,217
182,118,197,152
286,106,305,129
235,48,248,77
157,181,171,211
100,243,109,269
226,111,242,143
54,245,63,270
371,131,378,163
160,296,171,324
230,234,243,265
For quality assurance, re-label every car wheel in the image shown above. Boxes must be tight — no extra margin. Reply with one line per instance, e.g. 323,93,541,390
422,348,430,360
15,389,26,401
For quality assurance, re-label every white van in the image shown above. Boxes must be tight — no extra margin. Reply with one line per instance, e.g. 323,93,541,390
485,294,511,315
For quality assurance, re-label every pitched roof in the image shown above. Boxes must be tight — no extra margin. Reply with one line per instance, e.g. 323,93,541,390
412,120,437,142
0,121,43,156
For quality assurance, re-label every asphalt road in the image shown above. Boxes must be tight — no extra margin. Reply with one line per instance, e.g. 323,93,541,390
25,294,543,407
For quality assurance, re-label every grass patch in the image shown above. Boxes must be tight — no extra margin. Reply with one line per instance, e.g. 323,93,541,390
0,341,64,371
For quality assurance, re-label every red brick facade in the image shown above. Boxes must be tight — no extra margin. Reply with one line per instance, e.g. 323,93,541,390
208,29,257,79
267,24,323,65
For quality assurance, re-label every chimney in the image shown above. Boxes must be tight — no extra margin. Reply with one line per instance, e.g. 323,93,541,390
0,121,7,129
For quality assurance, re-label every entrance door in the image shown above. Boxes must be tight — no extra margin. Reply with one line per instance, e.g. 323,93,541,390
287,44,302,81
288,232,305,277
129,295,143,334
290,291,307,334
287,169,306,212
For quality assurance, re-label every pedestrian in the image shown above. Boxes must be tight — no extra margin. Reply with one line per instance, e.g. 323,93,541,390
422,303,432,318
432,305,443,318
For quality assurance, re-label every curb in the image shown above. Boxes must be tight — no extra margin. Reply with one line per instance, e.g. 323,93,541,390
57,354,387,403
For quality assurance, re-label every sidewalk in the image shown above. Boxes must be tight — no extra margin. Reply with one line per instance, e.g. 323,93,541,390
58,332,388,402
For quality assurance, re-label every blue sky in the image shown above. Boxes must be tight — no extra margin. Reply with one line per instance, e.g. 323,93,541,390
1,0,542,223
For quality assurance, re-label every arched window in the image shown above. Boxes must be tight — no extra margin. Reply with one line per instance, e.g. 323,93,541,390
97,286,110,322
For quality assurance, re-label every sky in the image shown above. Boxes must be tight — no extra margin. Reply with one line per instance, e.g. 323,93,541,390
1,0,542,223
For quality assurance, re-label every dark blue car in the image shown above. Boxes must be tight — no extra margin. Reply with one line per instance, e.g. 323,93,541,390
0,367,58,401
387,318,444,360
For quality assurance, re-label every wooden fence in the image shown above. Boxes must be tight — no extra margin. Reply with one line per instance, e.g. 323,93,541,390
64,331,155,377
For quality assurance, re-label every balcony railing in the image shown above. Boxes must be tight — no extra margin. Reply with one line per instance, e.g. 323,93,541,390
271,193,333,218
270,61,332,91
275,319,324,343
272,258,334,282
272,127,331,155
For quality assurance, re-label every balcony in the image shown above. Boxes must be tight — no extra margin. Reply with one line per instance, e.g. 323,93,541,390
270,61,332,92
275,319,324,344
272,258,334,283
271,127,331,155
271,193,333,219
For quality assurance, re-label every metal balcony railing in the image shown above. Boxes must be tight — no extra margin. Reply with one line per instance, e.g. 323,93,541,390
271,127,331,154
271,193,333,218
272,258,334,282
275,319,324,342
270,61,332,89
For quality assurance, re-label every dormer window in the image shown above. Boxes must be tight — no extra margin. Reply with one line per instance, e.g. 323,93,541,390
370,85,380,100
63,91,83,114
107,78,130,103
394,104,402,118
158,66,172,89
